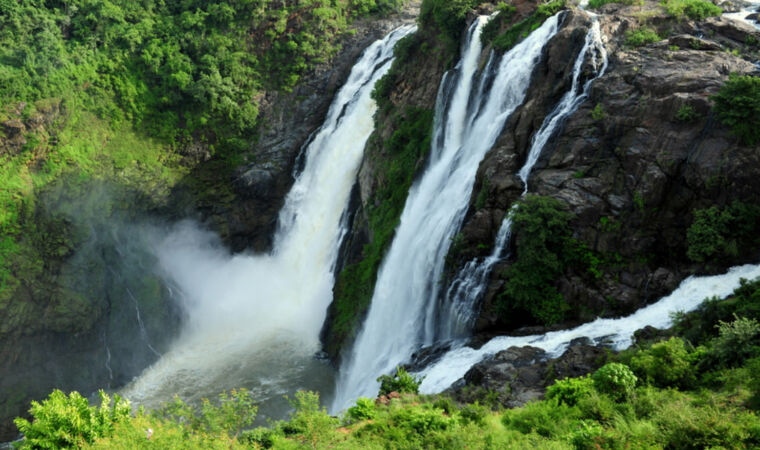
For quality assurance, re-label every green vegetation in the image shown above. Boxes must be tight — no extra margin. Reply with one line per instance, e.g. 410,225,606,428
686,200,760,263
712,74,760,145
15,277,760,449
591,103,605,121
498,195,573,326
377,367,424,395
0,0,406,308
587,0,641,9
675,104,700,122
484,0,566,52
14,390,130,449
419,0,480,56
592,363,637,401
624,27,661,47
662,0,722,21
329,107,434,355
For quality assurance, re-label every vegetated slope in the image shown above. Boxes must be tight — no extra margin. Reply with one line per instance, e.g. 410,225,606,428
0,0,407,440
14,278,760,449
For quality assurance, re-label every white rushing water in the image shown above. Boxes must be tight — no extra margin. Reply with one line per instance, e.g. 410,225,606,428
441,14,609,338
121,25,415,410
419,263,760,393
332,14,564,411
724,1,760,31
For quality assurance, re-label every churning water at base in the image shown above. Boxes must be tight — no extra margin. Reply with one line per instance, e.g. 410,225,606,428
418,263,760,393
120,25,415,416
442,13,608,339
332,15,563,412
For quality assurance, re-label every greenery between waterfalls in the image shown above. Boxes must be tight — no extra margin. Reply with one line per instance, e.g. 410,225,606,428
14,278,760,448
481,0,566,52
328,107,434,357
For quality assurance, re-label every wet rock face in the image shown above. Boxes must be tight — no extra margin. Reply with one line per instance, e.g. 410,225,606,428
454,6,760,333
449,342,608,408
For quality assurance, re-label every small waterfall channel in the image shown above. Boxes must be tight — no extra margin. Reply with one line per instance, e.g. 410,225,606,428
120,25,415,418
333,14,565,411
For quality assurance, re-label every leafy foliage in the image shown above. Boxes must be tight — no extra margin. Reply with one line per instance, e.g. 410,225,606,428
712,74,760,145
486,0,566,52
419,0,480,56
377,367,423,396
686,200,760,263
625,27,661,47
592,363,637,402
675,104,700,122
709,315,760,367
346,397,377,422
498,195,573,326
14,390,130,448
587,0,641,9
629,337,700,389
662,0,722,20
546,375,595,406
153,389,256,439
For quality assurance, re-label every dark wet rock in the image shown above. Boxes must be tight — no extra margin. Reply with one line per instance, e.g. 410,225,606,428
668,34,722,51
633,325,671,345
450,343,608,408
406,342,454,372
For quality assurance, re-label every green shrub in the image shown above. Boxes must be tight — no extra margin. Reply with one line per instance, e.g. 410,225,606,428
458,402,488,425
712,74,760,145
591,103,605,120
625,28,661,47
347,397,377,422
419,0,480,55
747,357,760,409
592,363,637,402
14,390,130,449
546,375,595,406
587,0,642,9
282,391,339,448
662,0,722,20
630,337,699,389
503,400,580,438
153,389,257,438
686,201,760,263
498,195,574,326
378,367,424,395
568,420,611,449
489,0,566,52
709,315,760,367
390,404,453,435
675,104,699,122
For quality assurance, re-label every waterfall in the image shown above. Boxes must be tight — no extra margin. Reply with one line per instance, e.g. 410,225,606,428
332,14,563,412
120,25,415,410
440,14,609,339
418,263,760,393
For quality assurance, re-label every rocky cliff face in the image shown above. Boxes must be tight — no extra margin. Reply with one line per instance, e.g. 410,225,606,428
450,4,760,335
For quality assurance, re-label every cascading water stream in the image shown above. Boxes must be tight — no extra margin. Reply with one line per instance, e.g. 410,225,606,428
120,25,415,414
332,14,564,412
440,14,608,338
419,263,760,393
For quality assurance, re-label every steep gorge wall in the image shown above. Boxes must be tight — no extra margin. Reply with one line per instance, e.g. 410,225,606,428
453,4,760,335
